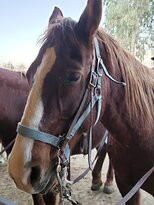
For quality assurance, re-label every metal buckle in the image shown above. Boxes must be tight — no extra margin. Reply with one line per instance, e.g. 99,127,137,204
58,135,66,149
90,71,98,87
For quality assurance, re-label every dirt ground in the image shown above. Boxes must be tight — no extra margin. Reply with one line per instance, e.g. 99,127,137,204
0,151,153,205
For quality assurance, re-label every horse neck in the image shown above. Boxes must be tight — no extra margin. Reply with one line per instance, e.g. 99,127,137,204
98,41,130,145
101,75,154,151
98,36,153,148
101,81,131,145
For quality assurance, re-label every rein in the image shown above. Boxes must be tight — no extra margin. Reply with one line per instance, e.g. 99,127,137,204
115,166,154,205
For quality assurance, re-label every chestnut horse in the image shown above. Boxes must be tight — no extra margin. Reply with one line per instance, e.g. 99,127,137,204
0,67,113,204
9,0,154,204
0,68,28,155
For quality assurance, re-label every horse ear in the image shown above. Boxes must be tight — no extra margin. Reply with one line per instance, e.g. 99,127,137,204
75,0,102,43
48,7,63,25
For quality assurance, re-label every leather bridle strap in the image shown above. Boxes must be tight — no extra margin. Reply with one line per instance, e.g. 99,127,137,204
115,166,154,205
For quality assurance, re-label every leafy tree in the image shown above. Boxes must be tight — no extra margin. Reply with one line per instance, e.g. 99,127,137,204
103,0,153,60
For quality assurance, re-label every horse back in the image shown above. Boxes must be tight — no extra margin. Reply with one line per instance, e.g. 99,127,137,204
0,67,29,151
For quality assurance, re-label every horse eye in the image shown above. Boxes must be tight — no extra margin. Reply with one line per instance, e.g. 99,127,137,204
65,72,81,84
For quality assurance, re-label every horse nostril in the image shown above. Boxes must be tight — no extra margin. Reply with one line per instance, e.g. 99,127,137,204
30,166,41,186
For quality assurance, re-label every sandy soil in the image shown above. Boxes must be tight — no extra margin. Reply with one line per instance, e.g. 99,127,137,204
0,151,153,205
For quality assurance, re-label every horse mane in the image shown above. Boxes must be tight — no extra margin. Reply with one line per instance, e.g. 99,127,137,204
97,28,154,135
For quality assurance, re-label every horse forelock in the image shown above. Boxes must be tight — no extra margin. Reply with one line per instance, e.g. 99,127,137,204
40,18,78,50
25,18,82,130
97,29,154,136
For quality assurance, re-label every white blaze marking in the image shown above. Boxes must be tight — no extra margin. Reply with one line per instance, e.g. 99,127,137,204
22,100,44,163
19,47,56,164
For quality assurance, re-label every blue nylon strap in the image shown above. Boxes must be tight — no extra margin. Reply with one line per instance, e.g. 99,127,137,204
17,123,62,148
64,143,70,162
17,123,70,161
68,94,100,139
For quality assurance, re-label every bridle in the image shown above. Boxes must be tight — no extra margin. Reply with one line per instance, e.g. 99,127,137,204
16,37,125,204
17,37,125,160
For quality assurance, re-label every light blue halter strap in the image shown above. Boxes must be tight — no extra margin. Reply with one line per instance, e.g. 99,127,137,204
68,94,101,139
17,123,70,161
17,123,62,148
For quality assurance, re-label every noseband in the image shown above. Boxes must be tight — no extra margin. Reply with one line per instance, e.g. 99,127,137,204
17,38,125,160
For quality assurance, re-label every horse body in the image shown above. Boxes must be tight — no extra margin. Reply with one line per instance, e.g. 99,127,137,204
0,67,29,154
8,0,154,204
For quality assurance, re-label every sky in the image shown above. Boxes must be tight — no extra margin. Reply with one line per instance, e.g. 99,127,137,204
0,0,90,67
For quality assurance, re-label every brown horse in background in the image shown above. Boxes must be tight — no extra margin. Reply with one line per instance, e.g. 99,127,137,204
0,67,113,204
0,68,28,155
8,0,154,204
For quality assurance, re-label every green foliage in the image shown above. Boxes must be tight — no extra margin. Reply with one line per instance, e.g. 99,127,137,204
103,0,153,60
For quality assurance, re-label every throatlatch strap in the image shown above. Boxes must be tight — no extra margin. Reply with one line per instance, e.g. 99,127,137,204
94,38,126,86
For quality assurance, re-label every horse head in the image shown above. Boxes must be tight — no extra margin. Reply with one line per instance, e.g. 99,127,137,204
8,0,104,194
